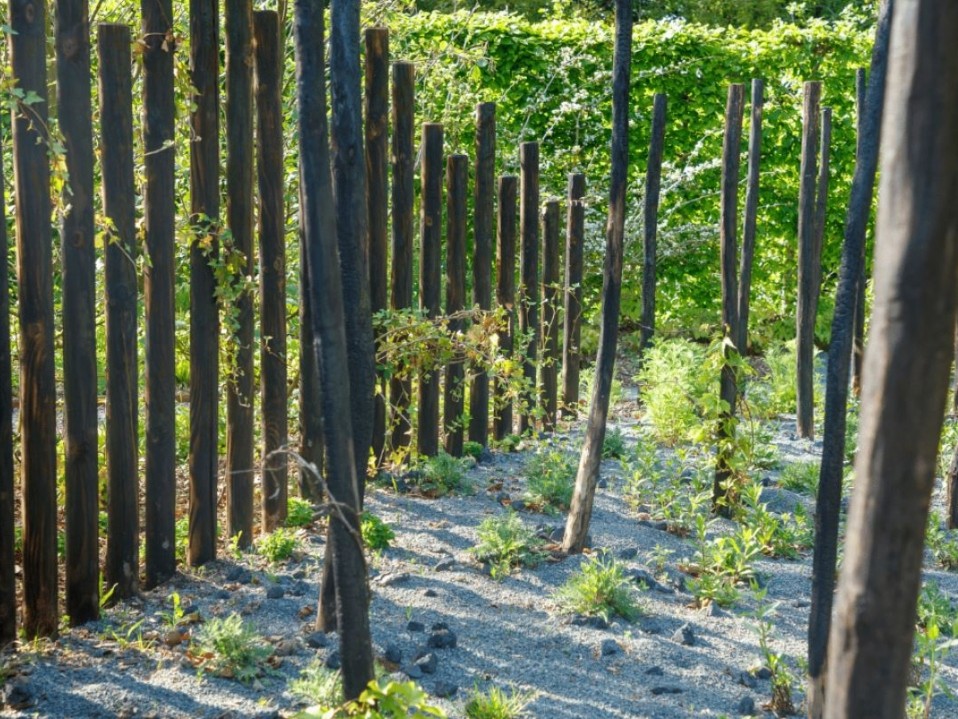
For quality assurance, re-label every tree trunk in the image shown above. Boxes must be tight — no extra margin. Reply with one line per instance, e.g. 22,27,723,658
0,104,14,647
541,200,561,431
561,173,586,418
562,0,631,553
494,176,518,440
640,93,667,354
445,155,468,457
825,4,958,718
811,108,832,312
851,67,868,399
518,142,540,434
806,6,891,716
737,79,764,355
293,0,374,701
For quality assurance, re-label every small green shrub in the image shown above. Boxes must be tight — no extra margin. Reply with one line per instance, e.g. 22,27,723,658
464,684,536,719
175,516,189,563
256,527,299,563
636,340,705,445
413,452,471,497
189,613,273,682
470,512,545,580
295,678,447,719
926,512,958,570
602,428,627,460
361,512,396,551
748,344,797,419
287,497,315,528
523,450,576,513
778,461,820,495
554,555,641,622
490,434,521,453
463,440,484,460
291,659,343,707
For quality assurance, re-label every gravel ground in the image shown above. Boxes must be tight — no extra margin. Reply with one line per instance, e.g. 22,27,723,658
1,403,957,719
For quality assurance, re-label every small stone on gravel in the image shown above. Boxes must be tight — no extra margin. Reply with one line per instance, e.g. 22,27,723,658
571,614,609,630
405,665,424,679
2,678,34,709
415,652,438,674
306,632,330,649
406,620,425,633
736,696,756,715
511,500,526,512
377,572,411,587
650,686,683,695
427,628,457,649
275,639,300,657
737,672,757,689
645,666,664,676
385,644,403,663
599,639,620,656
226,567,252,584
617,547,638,560
424,589,438,598
671,623,696,646
266,585,285,599
434,557,456,572
753,667,772,680
433,681,458,698
549,527,565,543
325,650,342,670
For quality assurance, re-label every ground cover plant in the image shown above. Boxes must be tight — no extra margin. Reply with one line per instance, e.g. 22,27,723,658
554,555,642,622
470,511,547,579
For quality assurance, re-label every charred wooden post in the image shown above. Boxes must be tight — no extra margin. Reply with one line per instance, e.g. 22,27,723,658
737,79,764,355
561,174,586,418
444,155,468,456
518,142,540,433
494,176,518,440
541,200,561,431
640,93,667,353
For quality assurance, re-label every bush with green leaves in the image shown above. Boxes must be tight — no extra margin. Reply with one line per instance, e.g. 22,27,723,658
554,555,642,622
287,497,316,528
470,512,546,579
255,527,299,563
523,450,576,513
926,512,958,570
747,344,797,419
188,613,273,683
602,428,627,460
361,512,396,552
294,678,446,719
778,460,820,495
636,340,706,445
463,440,484,460
291,660,344,708
412,452,472,497
464,684,536,719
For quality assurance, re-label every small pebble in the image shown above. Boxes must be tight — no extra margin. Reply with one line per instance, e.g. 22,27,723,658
650,686,683,696
736,696,756,715
305,632,330,649
415,652,438,674
405,664,424,680
266,585,285,600
671,623,696,646
433,681,458,698
325,650,342,670
427,628,458,649
424,589,438,598
599,639,620,656
406,620,425,633
645,666,664,676
384,644,403,663
434,557,456,572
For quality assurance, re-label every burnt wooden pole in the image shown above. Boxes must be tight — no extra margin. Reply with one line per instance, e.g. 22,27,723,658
293,0,375,700
541,200,561,431
100,23,139,600
0,128,12,642
561,173,586,418
736,79,764,354
796,81,822,439
562,0,631,553
444,155,468,457
189,0,220,567
825,3,958,716
255,10,288,532
640,93,667,353
57,0,99,624
142,0,177,589
518,141,540,433
807,2,892,714
469,102,496,445
299,189,324,501
12,0,59,637
389,62,415,453
226,0,256,547
852,67,868,399
494,176,518,440
418,123,444,457
812,107,832,305
365,27,389,466
713,83,745,510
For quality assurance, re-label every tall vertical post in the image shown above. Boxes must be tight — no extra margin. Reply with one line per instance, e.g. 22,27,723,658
469,102,496,445
226,0,255,548
189,0,220,567
390,62,415,453
561,174,586,417
796,81,822,439
640,93,667,353
57,0,99,624
142,0,177,589
0,124,12,642
494,176,518,440
100,23,139,600
852,67,868,399
541,200,561,431
11,0,59,636
445,155,468,456
419,123,443,457
365,27,389,466
737,80,764,354
812,108,832,302
255,10,287,532
518,141,540,433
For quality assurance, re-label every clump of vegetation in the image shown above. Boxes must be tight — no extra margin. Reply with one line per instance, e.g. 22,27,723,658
470,512,546,580
463,440,484,461
287,497,316,528
739,484,814,560
778,460,820,495
523,450,576,513
255,527,299,563
635,340,706,445
464,684,536,719
188,613,273,683
752,592,796,716
490,433,521,453
361,512,396,552
291,660,343,708
747,344,797,419
554,555,641,622
909,584,958,717
411,452,472,497
602,428,627,460
295,678,446,719
623,444,710,537
682,515,761,608
926,512,958,570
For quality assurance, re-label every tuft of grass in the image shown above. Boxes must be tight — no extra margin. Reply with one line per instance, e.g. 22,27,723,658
256,527,299,563
361,512,395,552
463,440,484,461
413,452,472,497
286,497,315,528
554,555,641,622
926,512,958,570
748,344,797,419
602,428,627,460
470,512,546,580
523,451,576,513
465,684,536,719
290,659,343,707
778,461,820,495
188,613,273,682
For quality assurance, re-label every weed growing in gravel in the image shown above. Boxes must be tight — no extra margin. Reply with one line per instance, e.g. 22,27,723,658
624,449,710,537
746,344,796,420
189,613,273,682
602,428,627,460
635,340,705,445
256,527,299,563
463,440,484,461
554,555,641,622
739,484,813,559
295,678,447,718
470,511,546,580
175,516,189,563
682,515,761,608
908,582,958,718
413,452,472,497
287,497,315,528
490,433,521,453
926,512,958,570
778,461,820,495
523,450,576,513
751,592,796,716
464,684,536,719
361,512,396,552
291,659,343,707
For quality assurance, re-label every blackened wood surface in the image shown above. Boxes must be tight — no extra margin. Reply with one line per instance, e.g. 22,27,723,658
737,80,763,354
12,0,60,636
561,174,585,418
444,155,468,456
418,124,443,457
189,0,220,567
812,108,832,305
852,67,867,399
469,102,495,445
225,0,255,548
142,0,177,589
299,191,324,502
0,92,13,646
640,93,667,353
57,0,99,624
494,176,518,440
518,142,539,433
255,10,288,532
389,62,415,453
541,200,560,431
365,27,389,466
100,23,139,600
